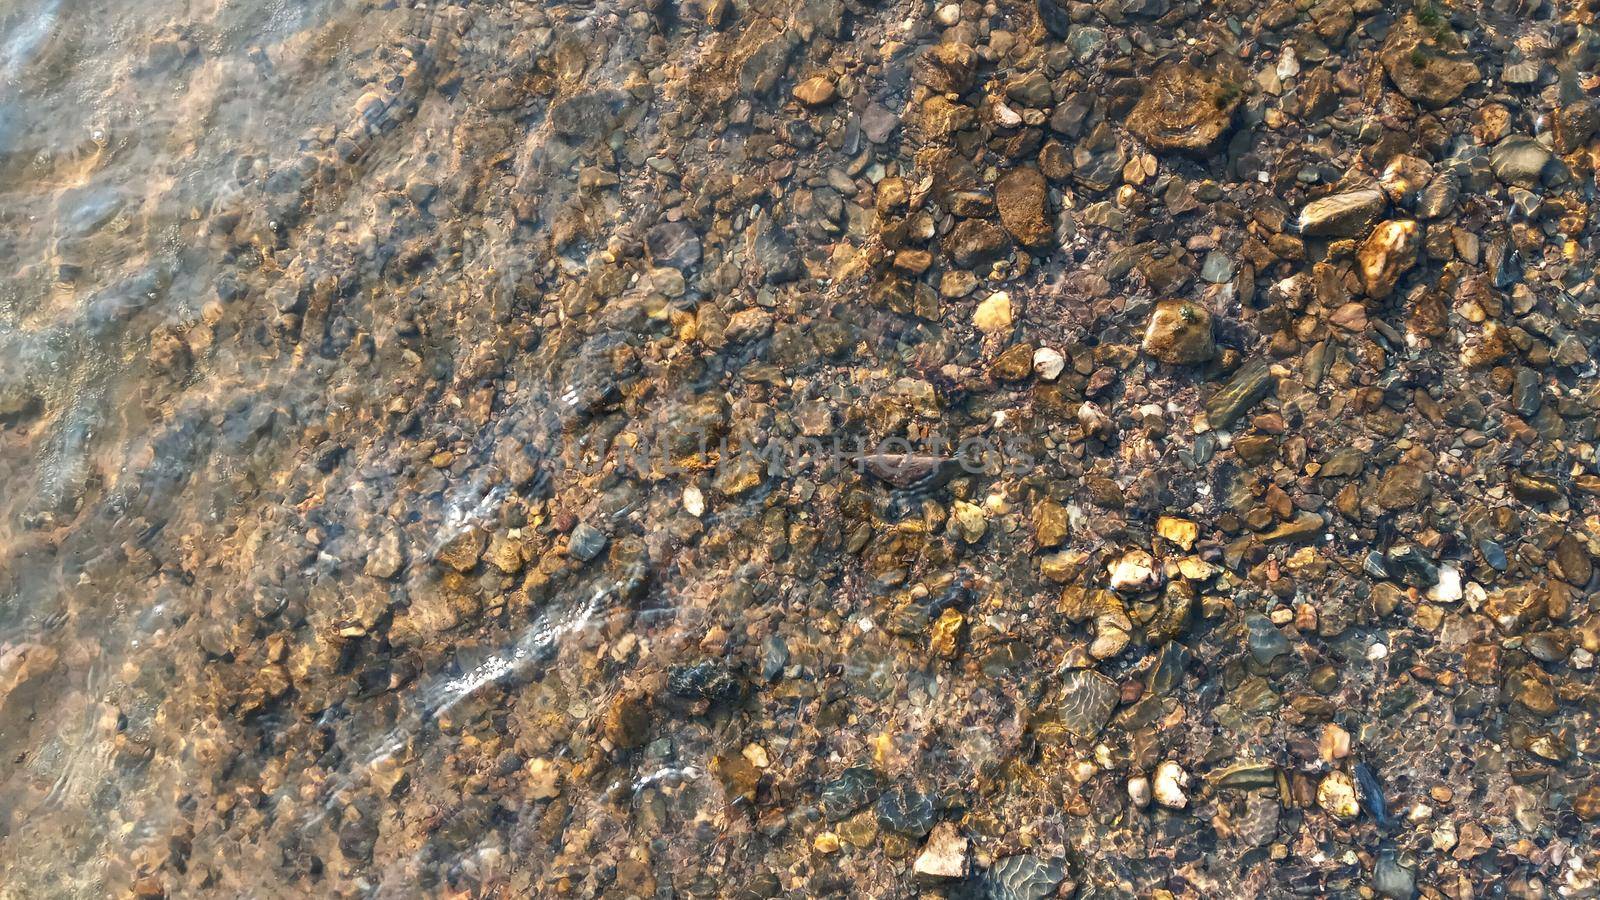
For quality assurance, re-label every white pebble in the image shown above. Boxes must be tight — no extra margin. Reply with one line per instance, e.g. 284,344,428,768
1033,347,1065,381
682,485,705,517
1427,564,1462,603
1153,761,1190,809
1127,775,1151,808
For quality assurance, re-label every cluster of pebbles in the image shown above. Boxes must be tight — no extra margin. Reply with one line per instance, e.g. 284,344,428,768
3,0,1600,896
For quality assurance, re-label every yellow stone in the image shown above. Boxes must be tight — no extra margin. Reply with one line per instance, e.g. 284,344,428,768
973,291,1013,333
1155,515,1199,551
1176,556,1217,580
931,608,965,659
1284,546,1319,572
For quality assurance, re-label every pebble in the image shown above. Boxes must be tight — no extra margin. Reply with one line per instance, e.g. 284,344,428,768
973,291,1013,333
567,522,608,562
1127,775,1152,808
1032,347,1065,381
1142,299,1216,365
1108,549,1158,592
1153,761,1190,809
1298,188,1386,237
682,485,705,517
912,822,968,881
1318,771,1361,821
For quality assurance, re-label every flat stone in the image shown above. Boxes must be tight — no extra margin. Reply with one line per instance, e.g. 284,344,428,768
646,221,702,270
1126,63,1242,152
944,219,1010,268
988,855,1066,900
1204,359,1276,430
1375,464,1430,510
912,822,968,882
1298,188,1386,237
1058,669,1118,740
995,166,1052,248
568,522,608,561
914,42,977,94
1318,771,1360,821
436,528,485,572
1379,14,1481,109
1490,136,1552,187
974,291,1013,333
1245,612,1290,665
793,75,838,107
1261,511,1326,544
1554,101,1599,154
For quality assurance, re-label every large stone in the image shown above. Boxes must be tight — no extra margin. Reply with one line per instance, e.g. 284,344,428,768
1318,771,1360,821
914,42,977,94
1037,0,1071,38
1416,174,1459,220
736,33,798,97
1126,64,1243,152
1375,463,1430,510
1298,188,1386,237
1205,359,1276,430
1142,299,1215,364
988,855,1066,900
1490,136,1552,188
1245,612,1290,665
973,291,1013,333
1553,101,1600,154
647,221,702,270
1378,155,1434,205
995,166,1052,248
0,644,58,717
1357,220,1420,299
792,76,837,107
1058,670,1118,740
436,528,485,572
1379,14,1481,109
912,822,968,882
944,219,1010,268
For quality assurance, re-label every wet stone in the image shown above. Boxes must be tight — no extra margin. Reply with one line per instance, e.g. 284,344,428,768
1357,220,1419,299
567,522,608,561
1298,188,1387,238
1373,850,1416,899
435,529,485,572
1205,359,1276,430
646,221,702,270
1058,669,1119,740
1379,13,1481,109
876,784,937,837
821,767,881,821
666,661,741,704
1490,136,1552,188
1143,299,1215,365
987,854,1067,900
1126,63,1243,153
1416,174,1460,220
995,166,1052,249
912,822,968,882
945,219,1010,268
1245,613,1290,665
914,42,977,95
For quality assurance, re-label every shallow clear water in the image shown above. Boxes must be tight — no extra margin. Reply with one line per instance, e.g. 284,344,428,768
4,1,1600,898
